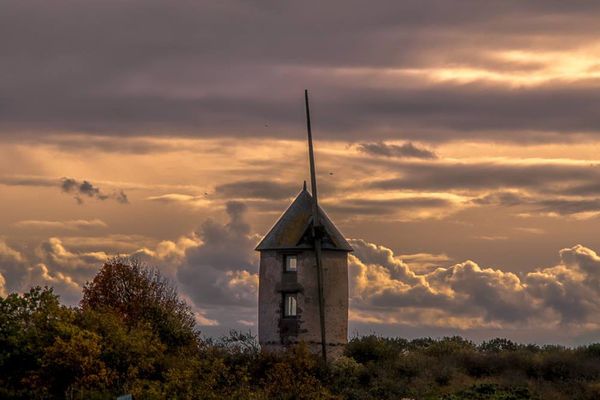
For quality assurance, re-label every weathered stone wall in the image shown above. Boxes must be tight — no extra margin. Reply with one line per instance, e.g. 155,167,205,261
258,250,282,346
258,249,348,358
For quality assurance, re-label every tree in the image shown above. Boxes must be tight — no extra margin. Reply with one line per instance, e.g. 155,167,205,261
0,286,77,399
81,257,197,349
76,308,166,396
40,329,113,398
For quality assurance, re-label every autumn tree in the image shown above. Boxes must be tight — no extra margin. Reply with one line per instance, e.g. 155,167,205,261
81,257,197,349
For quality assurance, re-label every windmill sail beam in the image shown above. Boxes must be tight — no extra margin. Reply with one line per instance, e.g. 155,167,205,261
304,89,327,362
305,90,320,228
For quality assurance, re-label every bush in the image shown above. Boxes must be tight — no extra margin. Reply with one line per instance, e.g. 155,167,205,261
345,335,408,363
442,383,535,400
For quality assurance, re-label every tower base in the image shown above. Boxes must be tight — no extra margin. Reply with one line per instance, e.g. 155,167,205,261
260,341,346,360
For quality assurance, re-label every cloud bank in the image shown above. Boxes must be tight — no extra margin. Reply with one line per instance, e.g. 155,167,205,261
3,1,600,143
3,205,600,343
348,239,600,338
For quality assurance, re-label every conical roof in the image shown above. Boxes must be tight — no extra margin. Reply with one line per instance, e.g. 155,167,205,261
255,186,353,252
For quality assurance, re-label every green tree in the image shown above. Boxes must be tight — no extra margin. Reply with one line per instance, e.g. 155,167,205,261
77,308,166,396
0,286,76,399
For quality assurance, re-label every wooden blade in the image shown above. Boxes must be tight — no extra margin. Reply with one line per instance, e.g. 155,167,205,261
305,89,327,362
305,90,321,228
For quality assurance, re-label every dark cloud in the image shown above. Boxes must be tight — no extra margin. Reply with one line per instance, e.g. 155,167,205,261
472,192,528,207
0,176,58,187
471,191,600,217
61,178,106,202
536,199,600,216
60,177,129,204
114,190,129,204
549,182,600,197
326,197,452,216
215,180,299,200
371,162,600,192
178,201,258,307
2,1,600,142
0,175,129,204
357,142,437,159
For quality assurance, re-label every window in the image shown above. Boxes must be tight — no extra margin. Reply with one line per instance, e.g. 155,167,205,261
283,293,297,317
285,255,297,272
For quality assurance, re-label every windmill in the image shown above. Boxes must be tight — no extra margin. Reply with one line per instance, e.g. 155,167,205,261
255,92,352,361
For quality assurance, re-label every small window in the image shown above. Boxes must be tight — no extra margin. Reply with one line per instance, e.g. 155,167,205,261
284,293,297,317
285,255,297,272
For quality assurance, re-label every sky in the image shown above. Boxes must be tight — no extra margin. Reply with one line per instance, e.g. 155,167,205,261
3,0,600,345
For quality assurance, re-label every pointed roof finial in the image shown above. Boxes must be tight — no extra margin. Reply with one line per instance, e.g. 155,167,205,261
303,180,307,191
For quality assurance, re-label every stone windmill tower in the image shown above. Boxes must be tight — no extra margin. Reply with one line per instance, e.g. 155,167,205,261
256,91,352,360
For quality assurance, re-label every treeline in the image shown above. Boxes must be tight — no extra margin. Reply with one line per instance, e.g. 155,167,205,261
1,259,600,399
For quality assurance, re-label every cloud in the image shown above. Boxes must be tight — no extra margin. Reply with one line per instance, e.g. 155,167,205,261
535,199,600,216
357,142,437,159
472,191,526,207
214,180,298,200
223,270,260,305
146,194,200,202
348,239,600,332
362,160,600,218
13,219,108,231
61,177,129,204
0,175,58,187
324,196,458,221
61,178,105,200
3,1,600,143
0,174,191,194
130,236,200,277
0,240,28,293
398,252,451,273
26,263,82,304
370,161,600,192
0,234,197,304
0,175,130,205
0,240,94,304
177,201,259,307
35,238,109,282
57,234,156,254
470,191,600,218
114,190,129,204
146,193,210,207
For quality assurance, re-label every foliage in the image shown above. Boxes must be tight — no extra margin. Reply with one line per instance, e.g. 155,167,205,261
81,257,197,348
441,383,535,400
3,262,600,399
0,286,78,399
